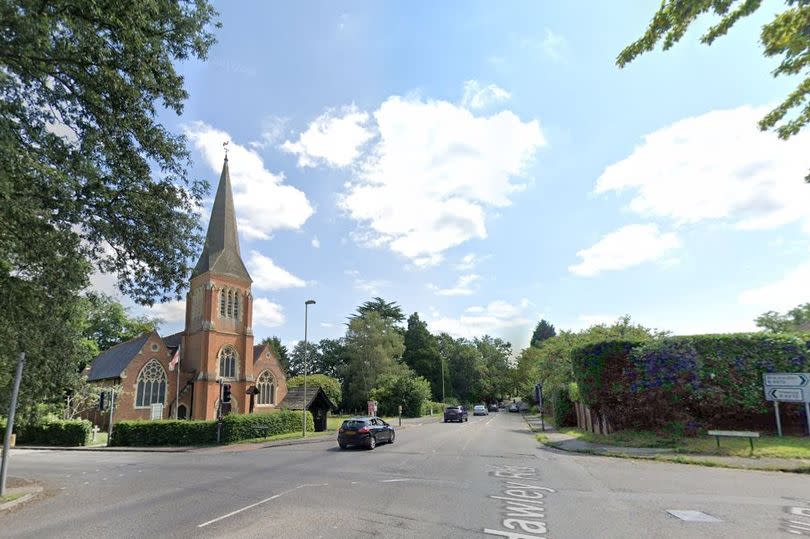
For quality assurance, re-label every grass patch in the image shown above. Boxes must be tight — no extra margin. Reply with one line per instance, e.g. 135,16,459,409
89,432,108,446
557,428,810,459
536,434,549,443
232,430,328,445
0,493,25,503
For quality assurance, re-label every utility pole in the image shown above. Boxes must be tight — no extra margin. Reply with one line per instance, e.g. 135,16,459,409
441,356,445,404
1,353,25,496
106,386,116,447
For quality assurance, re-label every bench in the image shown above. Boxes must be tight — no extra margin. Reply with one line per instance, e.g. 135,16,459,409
707,430,760,453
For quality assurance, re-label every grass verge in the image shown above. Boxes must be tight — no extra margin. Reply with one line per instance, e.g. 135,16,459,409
0,493,25,504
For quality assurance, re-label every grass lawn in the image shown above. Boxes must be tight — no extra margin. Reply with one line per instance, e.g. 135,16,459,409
233,430,328,445
0,493,25,504
556,428,810,459
89,432,108,446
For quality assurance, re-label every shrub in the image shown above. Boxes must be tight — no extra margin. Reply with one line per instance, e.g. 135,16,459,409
287,374,341,409
17,419,92,446
551,386,576,427
421,401,446,416
220,411,313,443
110,411,313,446
370,371,432,417
111,420,216,446
571,340,643,414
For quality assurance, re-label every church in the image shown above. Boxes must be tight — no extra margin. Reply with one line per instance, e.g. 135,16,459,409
87,157,288,421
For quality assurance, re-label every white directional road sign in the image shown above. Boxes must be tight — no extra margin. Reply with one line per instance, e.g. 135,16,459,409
763,373,809,388
763,373,810,403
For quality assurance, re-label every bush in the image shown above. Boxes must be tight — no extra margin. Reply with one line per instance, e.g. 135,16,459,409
287,374,341,409
17,419,92,446
220,411,313,443
370,371,432,417
551,386,576,427
421,401,446,416
571,340,643,413
111,420,216,446
111,411,313,446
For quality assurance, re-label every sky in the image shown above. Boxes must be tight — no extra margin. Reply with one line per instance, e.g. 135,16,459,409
98,1,810,350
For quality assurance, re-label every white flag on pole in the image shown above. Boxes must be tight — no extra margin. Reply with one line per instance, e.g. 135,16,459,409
169,346,180,371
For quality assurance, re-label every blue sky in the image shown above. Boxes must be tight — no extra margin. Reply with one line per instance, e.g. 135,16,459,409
105,1,810,350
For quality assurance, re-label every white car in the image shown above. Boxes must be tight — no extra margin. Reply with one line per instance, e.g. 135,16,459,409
473,404,488,416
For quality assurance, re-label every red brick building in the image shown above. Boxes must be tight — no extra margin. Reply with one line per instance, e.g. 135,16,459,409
87,157,287,421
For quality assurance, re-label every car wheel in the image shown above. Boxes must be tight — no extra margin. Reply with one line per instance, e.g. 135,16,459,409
338,442,347,449
367,435,376,450
389,431,395,444
444,418,448,423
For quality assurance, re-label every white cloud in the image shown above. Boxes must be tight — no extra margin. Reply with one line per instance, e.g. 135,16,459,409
249,116,288,149
739,260,810,312
246,250,306,290
596,105,810,232
461,80,511,110
252,298,285,327
281,105,374,168
455,253,486,271
144,300,186,324
520,29,567,62
311,236,320,248
354,278,389,295
412,254,444,268
569,224,681,277
339,93,545,264
320,322,335,328
185,122,314,240
429,273,480,296
428,299,531,342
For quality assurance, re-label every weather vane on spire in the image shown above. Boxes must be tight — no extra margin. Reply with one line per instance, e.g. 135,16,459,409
223,140,229,159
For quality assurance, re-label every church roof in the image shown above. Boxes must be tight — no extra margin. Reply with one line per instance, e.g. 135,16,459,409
87,333,151,381
164,331,183,354
253,344,265,362
279,386,335,411
192,157,252,282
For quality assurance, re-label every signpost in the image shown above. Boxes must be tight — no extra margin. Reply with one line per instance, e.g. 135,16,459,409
763,373,810,437
534,383,545,432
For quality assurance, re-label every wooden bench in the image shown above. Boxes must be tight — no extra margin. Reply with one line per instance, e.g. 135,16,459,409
707,430,760,452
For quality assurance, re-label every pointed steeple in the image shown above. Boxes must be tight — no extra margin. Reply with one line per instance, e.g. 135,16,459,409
192,157,252,282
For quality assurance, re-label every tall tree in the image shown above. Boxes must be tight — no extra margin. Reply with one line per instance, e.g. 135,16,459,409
619,0,810,181
315,338,347,379
530,319,556,348
353,297,405,324
475,335,512,402
402,313,443,400
260,336,290,374
82,292,161,355
341,312,405,411
755,303,810,333
1,0,220,420
286,341,319,378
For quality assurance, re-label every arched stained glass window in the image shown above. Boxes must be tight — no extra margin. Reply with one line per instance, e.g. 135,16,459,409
219,346,237,378
226,290,233,317
256,370,275,405
220,289,226,317
135,360,167,408
233,292,240,320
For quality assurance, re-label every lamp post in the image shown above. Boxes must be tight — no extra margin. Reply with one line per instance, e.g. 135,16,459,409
303,299,316,437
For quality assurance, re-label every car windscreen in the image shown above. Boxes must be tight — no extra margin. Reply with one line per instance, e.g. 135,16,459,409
445,407,460,411
342,420,367,428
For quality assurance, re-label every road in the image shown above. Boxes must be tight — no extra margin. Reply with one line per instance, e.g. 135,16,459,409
2,412,809,538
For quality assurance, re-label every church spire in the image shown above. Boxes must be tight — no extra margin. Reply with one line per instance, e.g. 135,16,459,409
192,157,252,282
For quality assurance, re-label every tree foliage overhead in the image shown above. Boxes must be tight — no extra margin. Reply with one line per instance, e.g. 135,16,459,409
755,302,810,333
82,292,161,355
286,374,342,410
402,312,443,400
1,0,221,304
530,319,556,348
618,0,810,181
353,297,405,324
260,336,290,374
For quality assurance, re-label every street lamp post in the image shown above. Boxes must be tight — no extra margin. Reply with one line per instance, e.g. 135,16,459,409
303,299,316,437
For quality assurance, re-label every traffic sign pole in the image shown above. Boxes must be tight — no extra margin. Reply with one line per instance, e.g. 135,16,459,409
774,401,783,437
805,401,810,437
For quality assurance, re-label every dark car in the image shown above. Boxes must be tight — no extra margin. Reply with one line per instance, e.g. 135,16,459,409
337,417,395,450
488,404,498,412
443,405,468,423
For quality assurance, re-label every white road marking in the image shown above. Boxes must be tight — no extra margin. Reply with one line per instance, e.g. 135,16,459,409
380,478,409,483
666,510,722,522
197,483,328,528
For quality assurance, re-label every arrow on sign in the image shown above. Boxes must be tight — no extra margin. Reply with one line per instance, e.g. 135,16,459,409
764,373,809,387
768,388,804,402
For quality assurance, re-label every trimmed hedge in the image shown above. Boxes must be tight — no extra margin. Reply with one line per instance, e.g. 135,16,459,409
111,411,314,446
17,419,92,446
551,386,576,427
571,340,642,412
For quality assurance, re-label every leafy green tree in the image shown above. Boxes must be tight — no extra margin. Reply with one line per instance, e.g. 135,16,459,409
619,0,810,181
287,341,319,378
530,319,556,348
475,335,512,402
260,336,290,373
82,292,160,357
436,335,485,404
370,368,432,418
341,312,405,411
353,297,405,324
755,303,810,333
286,374,342,409
402,313,443,400
313,338,347,379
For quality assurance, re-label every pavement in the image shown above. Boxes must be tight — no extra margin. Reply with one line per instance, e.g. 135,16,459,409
524,415,810,473
2,412,810,538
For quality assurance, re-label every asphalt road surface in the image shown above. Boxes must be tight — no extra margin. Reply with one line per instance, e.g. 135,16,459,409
2,412,809,538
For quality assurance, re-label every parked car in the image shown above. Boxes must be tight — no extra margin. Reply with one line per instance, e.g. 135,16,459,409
488,404,498,412
508,403,519,412
444,405,468,422
337,417,395,450
473,404,488,416
518,402,530,412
